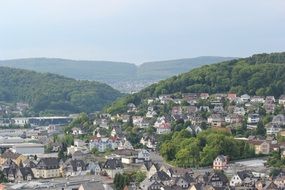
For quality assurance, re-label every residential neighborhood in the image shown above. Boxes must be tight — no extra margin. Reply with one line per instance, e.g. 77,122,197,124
0,92,284,189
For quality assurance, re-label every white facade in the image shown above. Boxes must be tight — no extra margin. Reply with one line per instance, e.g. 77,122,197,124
230,175,242,187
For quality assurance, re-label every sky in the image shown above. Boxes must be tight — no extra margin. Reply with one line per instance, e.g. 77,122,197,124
0,0,284,64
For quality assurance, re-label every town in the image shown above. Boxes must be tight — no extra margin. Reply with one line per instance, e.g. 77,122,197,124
0,92,284,189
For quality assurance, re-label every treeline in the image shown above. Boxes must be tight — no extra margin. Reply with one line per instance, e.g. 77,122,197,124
106,52,285,114
0,67,122,114
159,129,255,167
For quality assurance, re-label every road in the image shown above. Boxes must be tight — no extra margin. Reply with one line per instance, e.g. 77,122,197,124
6,175,113,190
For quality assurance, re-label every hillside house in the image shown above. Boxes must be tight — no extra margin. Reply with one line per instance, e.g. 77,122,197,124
279,95,285,105
241,94,251,102
213,155,228,170
207,114,225,127
247,114,260,124
102,158,123,178
248,140,270,155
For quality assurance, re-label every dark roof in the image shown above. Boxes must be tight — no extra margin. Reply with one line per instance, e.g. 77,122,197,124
36,157,60,169
143,161,154,171
69,159,87,171
3,167,17,178
24,160,37,168
150,171,171,181
103,158,123,170
173,176,192,185
207,171,228,185
236,170,253,180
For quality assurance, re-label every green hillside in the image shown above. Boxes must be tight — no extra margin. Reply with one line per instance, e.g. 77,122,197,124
107,52,285,114
0,57,234,83
0,58,137,81
0,67,123,114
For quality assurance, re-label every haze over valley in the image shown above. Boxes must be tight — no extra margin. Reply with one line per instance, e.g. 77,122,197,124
0,56,235,92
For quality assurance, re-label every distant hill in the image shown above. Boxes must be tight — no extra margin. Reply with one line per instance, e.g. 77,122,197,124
0,58,137,81
0,57,235,92
106,52,285,114
138,56,236,80
0,67,122,114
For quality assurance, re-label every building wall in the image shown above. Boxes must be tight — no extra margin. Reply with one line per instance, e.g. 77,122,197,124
34,168,61,179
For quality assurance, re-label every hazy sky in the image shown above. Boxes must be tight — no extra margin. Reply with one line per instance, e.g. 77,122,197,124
0,0,284,64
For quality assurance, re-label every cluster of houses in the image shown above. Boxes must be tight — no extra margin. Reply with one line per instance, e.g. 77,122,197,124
0,148,144,183
119,155,285,190
124,93,285,132
111,93,285,154
123,154,285,190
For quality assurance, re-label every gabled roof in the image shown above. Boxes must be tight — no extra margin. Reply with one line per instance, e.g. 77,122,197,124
207,171,228,184
67,159,86,171
142,161,153,171
150,171,171,181
264,181,278,190
236,170,253,180
103,158,123,170
36,157,60,169
0,150,21,160
214,155,227,162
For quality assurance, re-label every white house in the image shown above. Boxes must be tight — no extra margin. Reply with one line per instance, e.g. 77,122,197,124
250,96,265,103
241,94,251,102
213,155,228,170
233,107,246,116
137,149,150,162
278,95,285,105
266,124,281,136
247,114,260,124
156,123,171,134
230,171,254,187
72,128,83,135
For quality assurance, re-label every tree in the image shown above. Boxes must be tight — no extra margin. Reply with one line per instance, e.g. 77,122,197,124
133,171,146,184
91,147,99,155
113,173,129,190
256,121,266,136
0,170,7,183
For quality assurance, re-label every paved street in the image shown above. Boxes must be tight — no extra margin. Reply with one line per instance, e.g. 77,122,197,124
6,175,113,190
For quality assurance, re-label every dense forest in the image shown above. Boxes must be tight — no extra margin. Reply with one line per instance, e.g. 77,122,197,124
159,129,255,167
0,67,122,114
106,52,285,114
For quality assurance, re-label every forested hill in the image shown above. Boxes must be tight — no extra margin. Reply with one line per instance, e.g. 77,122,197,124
106,52,285,113
0,67,122,114
0,56,234,82
137,56,235,80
